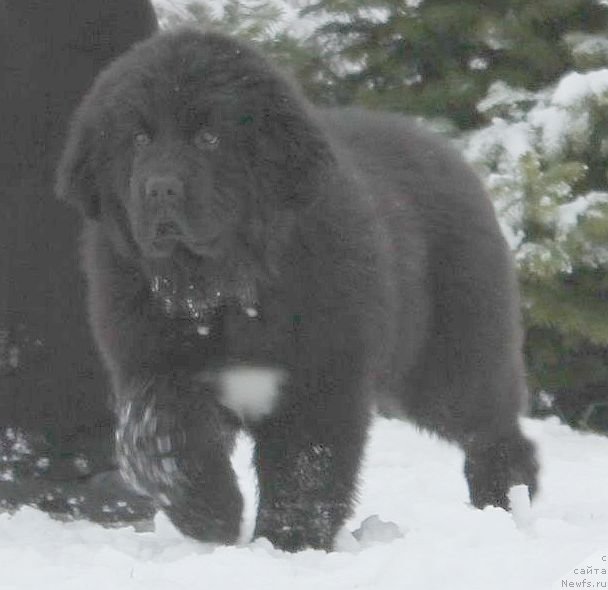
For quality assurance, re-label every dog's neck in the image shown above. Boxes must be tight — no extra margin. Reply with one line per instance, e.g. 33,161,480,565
145,252,260,330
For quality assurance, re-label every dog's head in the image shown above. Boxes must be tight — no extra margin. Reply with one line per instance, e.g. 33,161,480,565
56,29,334,267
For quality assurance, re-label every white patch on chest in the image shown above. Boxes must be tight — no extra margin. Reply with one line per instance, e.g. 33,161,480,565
217,366,286,422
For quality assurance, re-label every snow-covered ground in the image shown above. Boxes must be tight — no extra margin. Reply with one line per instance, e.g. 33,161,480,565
2,416,608,589
2,3,607,588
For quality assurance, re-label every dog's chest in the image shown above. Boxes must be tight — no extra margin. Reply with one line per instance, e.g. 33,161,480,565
215,365,287,422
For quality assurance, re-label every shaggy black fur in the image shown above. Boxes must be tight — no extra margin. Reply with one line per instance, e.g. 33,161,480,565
56,29,539,551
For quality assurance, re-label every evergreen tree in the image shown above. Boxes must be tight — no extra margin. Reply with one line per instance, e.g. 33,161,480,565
303,0,608,128
465,64,608,429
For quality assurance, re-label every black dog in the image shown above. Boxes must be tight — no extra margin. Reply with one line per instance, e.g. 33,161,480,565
56,29,538,551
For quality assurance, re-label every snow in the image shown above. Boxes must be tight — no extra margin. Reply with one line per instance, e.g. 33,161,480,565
569,33,608,63
557,192,608,232
2,416,608,589
2,4,607,587
552,69,608,108
469,67,608,167
464,67,608,268
152,0,321,38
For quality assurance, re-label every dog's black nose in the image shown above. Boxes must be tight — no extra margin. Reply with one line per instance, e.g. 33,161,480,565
145,176,184,204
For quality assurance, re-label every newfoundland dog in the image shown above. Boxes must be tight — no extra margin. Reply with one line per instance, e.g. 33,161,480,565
56,29,538,551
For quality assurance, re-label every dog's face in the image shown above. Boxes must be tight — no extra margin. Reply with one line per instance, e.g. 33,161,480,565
57,30,333,273
121,103,238,262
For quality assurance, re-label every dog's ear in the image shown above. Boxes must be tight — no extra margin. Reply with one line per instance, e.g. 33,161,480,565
274,100,334,208
248,81,336,209
55,114,101,220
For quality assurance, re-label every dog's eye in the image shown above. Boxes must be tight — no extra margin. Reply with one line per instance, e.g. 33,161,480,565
194,129,220,151
134,132,151,148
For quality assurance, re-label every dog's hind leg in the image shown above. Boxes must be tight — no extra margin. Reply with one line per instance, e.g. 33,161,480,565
394,235,539,510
